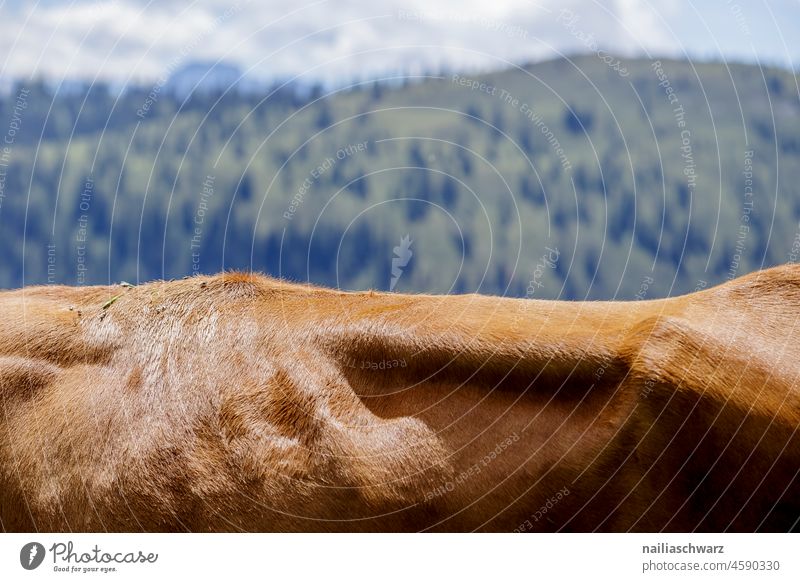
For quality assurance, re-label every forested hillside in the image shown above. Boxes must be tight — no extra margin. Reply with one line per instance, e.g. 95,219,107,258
1,55,798,299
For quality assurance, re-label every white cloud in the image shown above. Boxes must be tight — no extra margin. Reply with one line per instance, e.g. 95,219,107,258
0,0,795,87
611,0,678,55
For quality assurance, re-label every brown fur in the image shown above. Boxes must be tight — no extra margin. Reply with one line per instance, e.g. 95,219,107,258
1,266,798,532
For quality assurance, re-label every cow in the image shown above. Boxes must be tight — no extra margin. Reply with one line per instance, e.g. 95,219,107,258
1,264,798,532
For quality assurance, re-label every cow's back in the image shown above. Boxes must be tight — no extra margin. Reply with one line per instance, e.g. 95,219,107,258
1,267,799,532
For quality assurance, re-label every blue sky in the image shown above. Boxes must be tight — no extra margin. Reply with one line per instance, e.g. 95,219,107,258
0,0,798,87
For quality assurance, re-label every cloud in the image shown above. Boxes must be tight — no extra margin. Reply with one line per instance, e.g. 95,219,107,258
0,0,795,87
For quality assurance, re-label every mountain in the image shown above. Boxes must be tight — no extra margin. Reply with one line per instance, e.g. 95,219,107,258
164,60,245,98
0,55,798,299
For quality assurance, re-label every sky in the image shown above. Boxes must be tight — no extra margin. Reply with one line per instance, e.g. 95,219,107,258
0,0,798,88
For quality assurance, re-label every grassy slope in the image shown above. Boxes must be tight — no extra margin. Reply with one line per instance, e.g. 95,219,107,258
1,55,798,299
